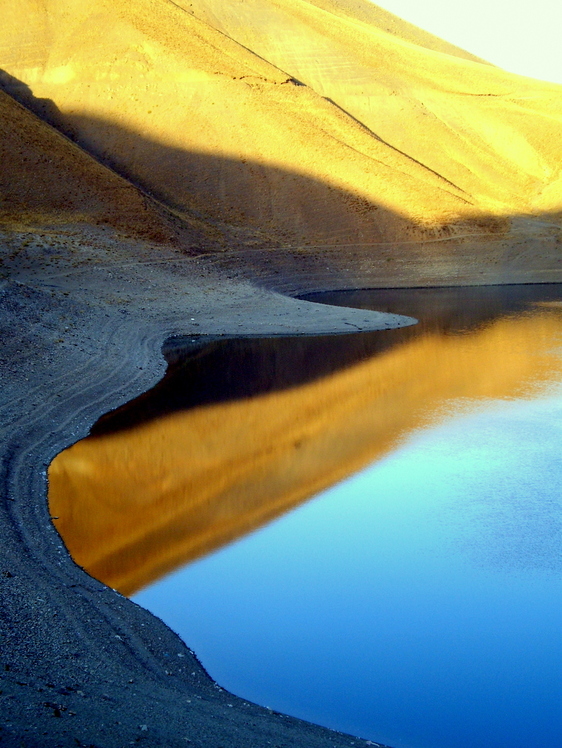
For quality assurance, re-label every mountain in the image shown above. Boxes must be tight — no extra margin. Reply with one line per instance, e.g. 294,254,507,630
0,88,184,242
2,5,562,744
1,0,561,283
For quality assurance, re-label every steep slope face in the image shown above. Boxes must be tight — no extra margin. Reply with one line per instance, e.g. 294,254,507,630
286,0,493,63
1,0,561,277
0,2,515,236
0,89,187,243
179,0,562,215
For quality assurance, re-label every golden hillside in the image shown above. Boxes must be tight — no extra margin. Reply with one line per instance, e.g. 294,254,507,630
49,305,562,595
0,89,187,242
2,0,562,258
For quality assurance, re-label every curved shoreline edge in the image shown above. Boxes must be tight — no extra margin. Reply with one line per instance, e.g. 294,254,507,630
0,229,408,747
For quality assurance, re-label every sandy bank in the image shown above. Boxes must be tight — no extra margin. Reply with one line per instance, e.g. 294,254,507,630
0,223,407,747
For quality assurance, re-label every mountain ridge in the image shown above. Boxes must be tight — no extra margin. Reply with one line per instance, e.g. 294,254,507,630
1,0,561,287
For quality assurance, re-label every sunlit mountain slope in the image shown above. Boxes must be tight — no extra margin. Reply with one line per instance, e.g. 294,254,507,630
182,0,562,214
2,0,562,261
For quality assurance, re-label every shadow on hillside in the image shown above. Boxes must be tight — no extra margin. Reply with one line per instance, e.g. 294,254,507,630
2,69,561,289
0,69,64,127
0,67,408,249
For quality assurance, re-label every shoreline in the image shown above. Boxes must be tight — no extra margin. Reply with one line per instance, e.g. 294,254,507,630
0,227,405,747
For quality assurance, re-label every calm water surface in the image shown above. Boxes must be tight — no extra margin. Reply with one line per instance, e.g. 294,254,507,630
51,285,562,748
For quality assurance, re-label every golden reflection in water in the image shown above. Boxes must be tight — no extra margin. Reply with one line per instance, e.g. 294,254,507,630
49,309,562,596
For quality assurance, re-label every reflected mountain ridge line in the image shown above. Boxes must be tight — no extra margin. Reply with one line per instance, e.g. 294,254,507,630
48,284,562,597
89,283,562,437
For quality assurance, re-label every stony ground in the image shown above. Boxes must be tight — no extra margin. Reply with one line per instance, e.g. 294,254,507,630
0,225,407,747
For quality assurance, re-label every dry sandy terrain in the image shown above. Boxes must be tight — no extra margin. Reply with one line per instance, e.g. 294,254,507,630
2,0,562,278
1,0,562,745
0,89,405,748
0,223,407,748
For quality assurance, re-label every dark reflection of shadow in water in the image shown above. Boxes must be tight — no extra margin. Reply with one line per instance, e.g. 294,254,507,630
92,283,562,437
48,283,562,595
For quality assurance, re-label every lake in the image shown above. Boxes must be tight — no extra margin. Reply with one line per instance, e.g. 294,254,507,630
49,284,562,748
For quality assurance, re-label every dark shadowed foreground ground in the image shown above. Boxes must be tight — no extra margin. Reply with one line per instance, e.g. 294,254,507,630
0,226,406,747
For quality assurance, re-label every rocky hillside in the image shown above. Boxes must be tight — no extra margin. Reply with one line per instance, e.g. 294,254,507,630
1,0,561,281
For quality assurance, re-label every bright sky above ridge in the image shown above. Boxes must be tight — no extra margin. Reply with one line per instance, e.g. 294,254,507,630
374,0,562,85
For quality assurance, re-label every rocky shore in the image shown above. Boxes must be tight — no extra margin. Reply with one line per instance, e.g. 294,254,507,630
0,225,407,747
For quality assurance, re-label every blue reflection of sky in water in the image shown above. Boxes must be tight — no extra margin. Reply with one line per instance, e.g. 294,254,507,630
134,392,562,748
